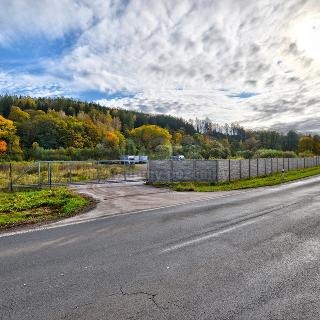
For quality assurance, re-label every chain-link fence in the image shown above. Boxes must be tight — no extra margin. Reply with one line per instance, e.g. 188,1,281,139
0,161,148,191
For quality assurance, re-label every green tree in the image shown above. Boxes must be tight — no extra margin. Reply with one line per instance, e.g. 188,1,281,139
285,130,299,151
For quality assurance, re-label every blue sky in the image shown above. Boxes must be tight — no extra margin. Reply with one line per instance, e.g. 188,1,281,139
0,0,320,132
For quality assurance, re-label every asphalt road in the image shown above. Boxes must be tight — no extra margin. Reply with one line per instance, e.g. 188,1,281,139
2,177,320,320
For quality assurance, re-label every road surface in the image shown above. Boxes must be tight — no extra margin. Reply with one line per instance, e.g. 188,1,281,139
1,176,320,319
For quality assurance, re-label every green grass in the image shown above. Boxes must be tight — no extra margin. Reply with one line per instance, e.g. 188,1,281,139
153,166,320,192
0,188,93,230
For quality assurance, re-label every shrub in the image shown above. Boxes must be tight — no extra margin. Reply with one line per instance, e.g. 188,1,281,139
254,149,283,158
236,150,254,159
298,151,314,157
282,151,297,158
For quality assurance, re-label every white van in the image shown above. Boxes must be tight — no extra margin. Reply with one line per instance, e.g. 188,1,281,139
171,155,185,161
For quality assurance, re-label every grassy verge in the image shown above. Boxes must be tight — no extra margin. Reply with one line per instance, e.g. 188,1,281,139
0,188,94,230
152,166,320,192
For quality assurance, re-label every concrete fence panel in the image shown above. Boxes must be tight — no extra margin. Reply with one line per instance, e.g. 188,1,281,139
265,158,272,175
240,159,250,179
258,158,266,176
172,160,193,182
249,159,258,178
271,158,277,173
194,160,217,182
230,160,241,181
148,160,171,182
148,156,320,183
217,160,229,182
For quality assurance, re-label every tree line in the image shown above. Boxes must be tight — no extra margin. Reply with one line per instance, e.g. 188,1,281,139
0,95,319,161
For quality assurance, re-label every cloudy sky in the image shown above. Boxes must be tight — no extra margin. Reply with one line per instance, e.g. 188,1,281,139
0,0,320,132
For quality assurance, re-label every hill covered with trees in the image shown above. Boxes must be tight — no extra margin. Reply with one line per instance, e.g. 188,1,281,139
0,95,319,161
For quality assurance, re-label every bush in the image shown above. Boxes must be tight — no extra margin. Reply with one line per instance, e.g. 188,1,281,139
254,149,298,159
298,151,314,157
28,145,122,161
254,149,283,158
236,150,254,159
282,151,297,158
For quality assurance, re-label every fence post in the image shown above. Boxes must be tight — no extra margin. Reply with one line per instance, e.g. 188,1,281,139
9,162,13,192
170,160,174,182
96,161,100,182
216,160,219,182
38,161,41,186
271,158,273,174
48,162,52,188
193,160,196,182
257,159,259,176
239,159,242,179
249,159,251,178
229,159,231,182
124,161,127,181
304,158,306,169
68,162,72,184
264,159,267,175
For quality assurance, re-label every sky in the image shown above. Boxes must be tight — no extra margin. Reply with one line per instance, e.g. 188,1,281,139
0,0,320,132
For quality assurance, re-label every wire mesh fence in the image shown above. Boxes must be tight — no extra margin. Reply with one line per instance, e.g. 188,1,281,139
0,161,148,191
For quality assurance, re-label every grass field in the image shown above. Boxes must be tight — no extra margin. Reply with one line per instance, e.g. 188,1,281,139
0,188,93,230
153,166,320,192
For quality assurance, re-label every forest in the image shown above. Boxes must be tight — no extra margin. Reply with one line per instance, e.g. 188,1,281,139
0,95,319,161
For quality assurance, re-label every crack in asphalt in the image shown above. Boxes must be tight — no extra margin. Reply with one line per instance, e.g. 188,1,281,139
112,286,199,318
119,286,161,309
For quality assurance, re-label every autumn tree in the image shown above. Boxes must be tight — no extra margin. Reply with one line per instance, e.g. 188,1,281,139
104,131,125,148
0,140,7,154
298,136,314,153
0,115,17,142
0,115,22,157
130,125,172,154
9,106,30,122
313,135,320,155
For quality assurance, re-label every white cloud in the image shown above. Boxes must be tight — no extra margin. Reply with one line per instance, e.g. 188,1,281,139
0,0,104,45
1,0,320,131
0,71,68,97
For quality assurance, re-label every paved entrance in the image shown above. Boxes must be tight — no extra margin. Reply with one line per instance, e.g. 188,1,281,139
61,182,248,224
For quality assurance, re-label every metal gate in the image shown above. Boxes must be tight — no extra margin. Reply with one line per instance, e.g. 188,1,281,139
1,160,148,191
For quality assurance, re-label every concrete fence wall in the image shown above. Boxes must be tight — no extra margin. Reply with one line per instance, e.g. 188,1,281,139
148,156,320,183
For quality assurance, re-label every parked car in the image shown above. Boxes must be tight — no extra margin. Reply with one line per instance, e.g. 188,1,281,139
138,155,148,163
120,155,148,164
171,155,185,161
